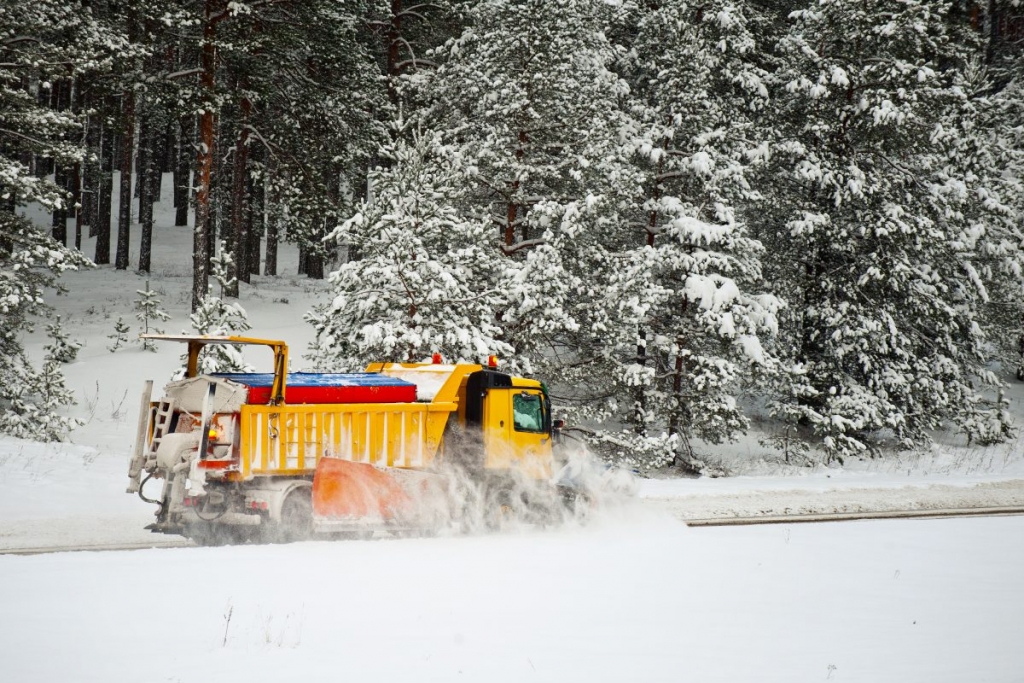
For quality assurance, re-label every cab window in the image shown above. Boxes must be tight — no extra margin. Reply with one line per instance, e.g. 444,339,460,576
513,392,546,433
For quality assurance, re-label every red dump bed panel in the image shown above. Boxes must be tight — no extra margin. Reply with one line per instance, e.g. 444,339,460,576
213,373,417,404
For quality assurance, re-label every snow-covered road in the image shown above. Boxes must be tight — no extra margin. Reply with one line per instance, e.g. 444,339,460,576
6,435,1024,551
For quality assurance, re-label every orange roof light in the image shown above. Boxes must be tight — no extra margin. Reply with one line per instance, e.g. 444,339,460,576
487,355,499,369
432,352,442,364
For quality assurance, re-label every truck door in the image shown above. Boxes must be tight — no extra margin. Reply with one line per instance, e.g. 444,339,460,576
483,388,552,478
510,389,553,478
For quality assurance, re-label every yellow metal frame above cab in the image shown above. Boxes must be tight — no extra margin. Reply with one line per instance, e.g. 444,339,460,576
139,334,289,405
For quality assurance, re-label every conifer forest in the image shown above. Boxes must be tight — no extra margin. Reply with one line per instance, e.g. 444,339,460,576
5,0,1024,471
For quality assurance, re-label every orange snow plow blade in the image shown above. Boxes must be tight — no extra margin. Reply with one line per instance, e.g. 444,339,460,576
313,458,416,522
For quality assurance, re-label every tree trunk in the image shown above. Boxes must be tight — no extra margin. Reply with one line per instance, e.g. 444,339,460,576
95,111,113,265
246,156,261,275
72,160,82,250
387,0,402,103
174,115,192,226
264,160,278,276
230,95,252,291
51,163,68,246
192,0,222,310
504,130,527,247
138,106,156,274
116,89,136,270
0,192,13,254
82,88,99,235
213,119,229,272
306,244,324,279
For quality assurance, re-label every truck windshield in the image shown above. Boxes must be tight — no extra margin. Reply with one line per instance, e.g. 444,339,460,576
513,392,546,433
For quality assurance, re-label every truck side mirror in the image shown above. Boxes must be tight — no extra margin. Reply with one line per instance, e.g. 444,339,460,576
553,419,565,430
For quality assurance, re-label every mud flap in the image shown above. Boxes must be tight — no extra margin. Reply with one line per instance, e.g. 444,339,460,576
312,458,449,533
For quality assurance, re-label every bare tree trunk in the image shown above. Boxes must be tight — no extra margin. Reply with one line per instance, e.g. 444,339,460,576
95,110,113,265
504,130,527,246
115,88,136,270
71,79,83,249
174,115,192,227
83,103,99,233
72,160,82,250
264,160,278,276
192,0,223,310
50,80,70,246
51,164,68,246
138,105,156,274
306,245,324,279
230,95,252,292
246,156,261,275
387,0,402,104
213,118,229,271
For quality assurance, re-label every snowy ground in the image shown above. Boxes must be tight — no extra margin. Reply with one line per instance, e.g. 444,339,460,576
3,176,1024,680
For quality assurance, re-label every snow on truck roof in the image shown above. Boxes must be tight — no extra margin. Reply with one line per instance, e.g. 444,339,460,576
376,364,473,402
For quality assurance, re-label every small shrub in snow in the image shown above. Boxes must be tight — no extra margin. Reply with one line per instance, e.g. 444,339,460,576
44,316,82,363
107,317,131,352
134,280,170,351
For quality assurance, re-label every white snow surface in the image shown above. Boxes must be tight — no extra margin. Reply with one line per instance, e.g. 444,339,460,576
3,176,1024,681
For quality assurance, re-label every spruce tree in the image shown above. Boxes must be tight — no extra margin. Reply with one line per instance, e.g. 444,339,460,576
750,0,1021,458
310,131,513,370
594,0,781,470
134,281,171,350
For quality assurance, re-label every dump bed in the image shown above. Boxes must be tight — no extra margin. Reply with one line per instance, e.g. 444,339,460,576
237,400,457,477
221,366,477,479
214,372,417,404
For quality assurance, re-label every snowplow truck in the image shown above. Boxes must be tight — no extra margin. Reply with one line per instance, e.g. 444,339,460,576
127,335,561,542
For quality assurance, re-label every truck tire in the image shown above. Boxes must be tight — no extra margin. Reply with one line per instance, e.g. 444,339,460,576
275,488,313,543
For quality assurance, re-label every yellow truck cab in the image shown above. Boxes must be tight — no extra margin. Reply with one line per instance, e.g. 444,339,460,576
370,360,554,479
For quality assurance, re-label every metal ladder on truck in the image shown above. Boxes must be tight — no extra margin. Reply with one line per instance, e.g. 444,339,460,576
126,396,175,494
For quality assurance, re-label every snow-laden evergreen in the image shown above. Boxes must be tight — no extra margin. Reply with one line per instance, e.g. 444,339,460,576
750,0,1024,458
0,221,88,439
8,0,1024,462
309,132,513,369
185,251,253,374
0,0,127,440
134,282,170,351
593,0,781,470
424,0,641,373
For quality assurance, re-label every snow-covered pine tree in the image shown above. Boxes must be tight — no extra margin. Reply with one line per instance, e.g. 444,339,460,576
0,0,125,439
134,281,170,351
0,217,89,439
749,0,1019,458
423,0,642,378
943,52,1024,444
108,317,131,352
227,0,389,284
185,249,253,374
44,316,82,363
591,0,781,471
309,131,513,370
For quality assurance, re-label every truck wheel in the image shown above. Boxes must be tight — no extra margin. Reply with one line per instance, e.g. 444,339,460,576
276,489,313,543
483,487,517,531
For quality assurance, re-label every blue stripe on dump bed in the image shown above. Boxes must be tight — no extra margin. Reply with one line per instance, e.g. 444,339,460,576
212,372,416,388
